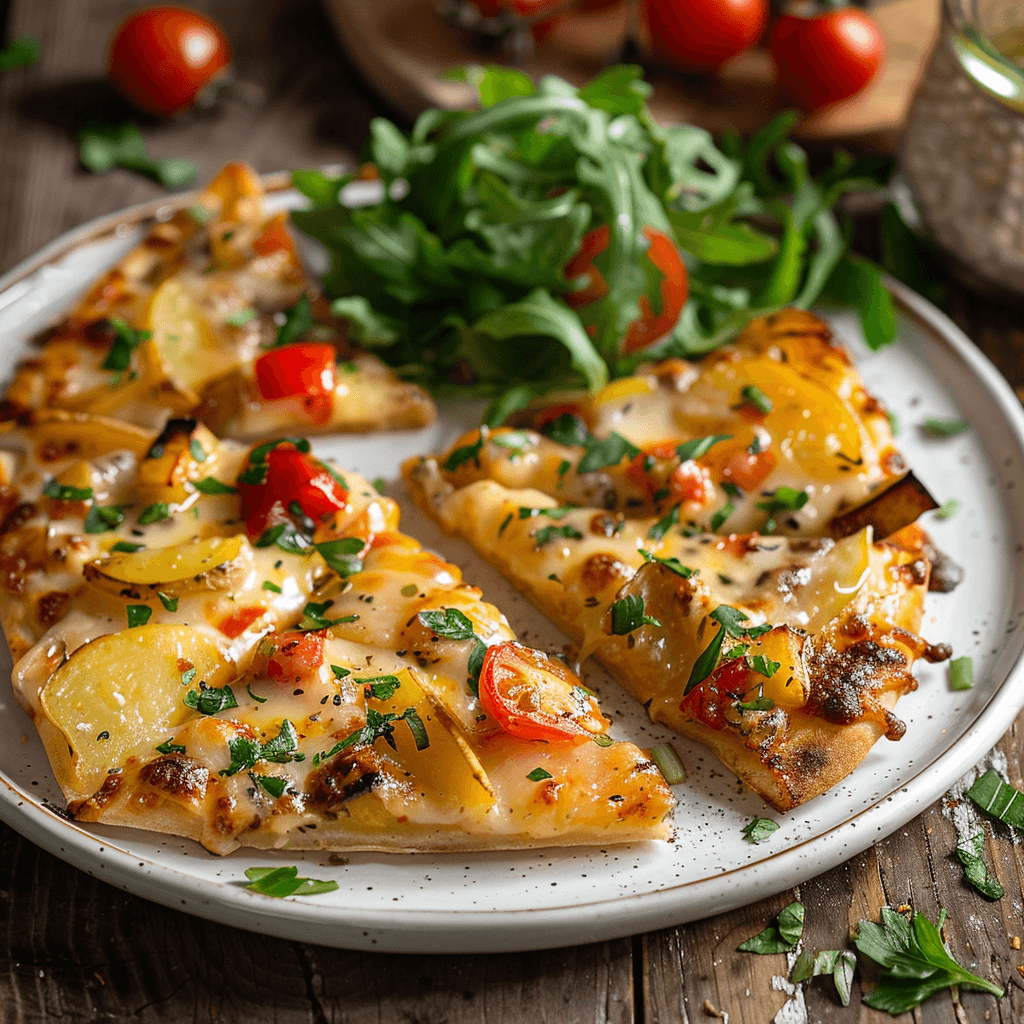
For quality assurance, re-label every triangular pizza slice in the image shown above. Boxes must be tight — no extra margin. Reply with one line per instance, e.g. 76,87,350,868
2,163,434,439
0,413,673,853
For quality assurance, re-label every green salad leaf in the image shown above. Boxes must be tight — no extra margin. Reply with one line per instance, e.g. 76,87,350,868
292,65,901,410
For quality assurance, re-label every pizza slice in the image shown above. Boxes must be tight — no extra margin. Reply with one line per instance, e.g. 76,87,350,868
434,309,929,537
402,463,952,811
2,163,434,438
0,413,673,853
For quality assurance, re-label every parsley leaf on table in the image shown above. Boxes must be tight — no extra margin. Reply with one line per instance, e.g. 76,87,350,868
79,122,197,188
737,900,803,953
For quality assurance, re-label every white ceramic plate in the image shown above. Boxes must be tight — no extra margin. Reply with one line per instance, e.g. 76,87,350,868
1,183,1023,954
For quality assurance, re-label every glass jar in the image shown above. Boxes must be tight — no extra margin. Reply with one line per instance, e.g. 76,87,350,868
901,0,1024,300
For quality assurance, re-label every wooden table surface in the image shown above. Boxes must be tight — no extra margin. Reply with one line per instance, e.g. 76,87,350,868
1,3,1023,1022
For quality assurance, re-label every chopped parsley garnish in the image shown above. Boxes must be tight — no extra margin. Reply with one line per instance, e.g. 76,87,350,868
710,605,771,639
948,655,973,691
100,318,152,372
417,608,487,691
639,548,695,578
157,592,178,612
886,409,900,436
238,463,268,486
736,683,775,712
251,774,287,798
184,682,238,716
111,541,144,553
400,583,418,597
647,502,680,541
756,486,809,532
262,581,282,594
137,502,170,525
315,537,364,577
362,675,401,700
155,740,185,755
42,479,93,501
247,437,311,463
256,521,312,554
543,412,589,447
556,458,572,484
746,654,780,678
526,767,553,782
609,595,661,635
442,436,484,472
741,815,780,844
84,504,124,533
330,665,350,680
499,513,513,534
675,434,732,462
126,604,152,628
244,865,338,898
189,439,207,462
491,431,534,456
683,626,725,695
737,900,802,952
935,498,960,520
740,384,772,414
576,432,640,474
710,482,740,532
180,667,196,687
246,683,268,704
313,706,429,766
299,600,358,631
518,504,575,519
855,907,1003,1012
224,306,257,327
533,523,583,547
372,477,386,494
220,720,303,777
273,295,314,348
922,417,969,437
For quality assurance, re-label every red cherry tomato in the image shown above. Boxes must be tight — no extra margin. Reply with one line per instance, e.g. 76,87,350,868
642,0,768,71
237,441,349,539
108,6,231,117
565,225,688,355
626,442,712,505
479,641,610,743
262,630,327,684
679,654,750,730
769,9,885,112
721,445,777,492
254,344,337,425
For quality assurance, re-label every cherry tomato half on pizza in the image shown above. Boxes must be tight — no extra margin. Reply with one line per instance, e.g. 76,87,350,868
479,641,610,742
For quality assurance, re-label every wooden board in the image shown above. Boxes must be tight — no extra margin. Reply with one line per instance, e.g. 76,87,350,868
325,0,941,151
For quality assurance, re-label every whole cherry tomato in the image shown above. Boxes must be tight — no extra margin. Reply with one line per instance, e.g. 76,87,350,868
564,224,688,355
641,0,768,71
769,8,885,112
108,6,231,117
479,641,610,743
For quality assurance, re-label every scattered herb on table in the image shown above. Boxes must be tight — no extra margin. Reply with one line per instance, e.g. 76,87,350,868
954,826,1005,900
0,36,40,70
737,900,803,953
741,815,779,844
244,865,339,898
966,768,1024,829
791,949,856,1007
922,417,969,437
79,121,197,188
854,906,1003,1013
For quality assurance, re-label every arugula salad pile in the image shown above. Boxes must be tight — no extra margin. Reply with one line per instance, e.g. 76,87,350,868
291,64,899,414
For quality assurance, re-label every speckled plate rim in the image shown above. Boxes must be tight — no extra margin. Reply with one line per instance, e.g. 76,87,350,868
0,186,1022,953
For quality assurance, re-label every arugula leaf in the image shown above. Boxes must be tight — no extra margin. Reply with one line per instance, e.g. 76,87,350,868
610,595,661,635
0,36,40,70
244,865,339,898
955,827,1004,900
855,907,1004,1013
315,537,365,577
741,815,780,844
684,625,726,694
966,768,1024,829
79,122,197,187
737,900,803,953
791,949,856,1007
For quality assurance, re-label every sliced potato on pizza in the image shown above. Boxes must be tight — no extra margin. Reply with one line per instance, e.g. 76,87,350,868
431,309,928,537
402,462,952,811
0,412,673,853
2,162,434,438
